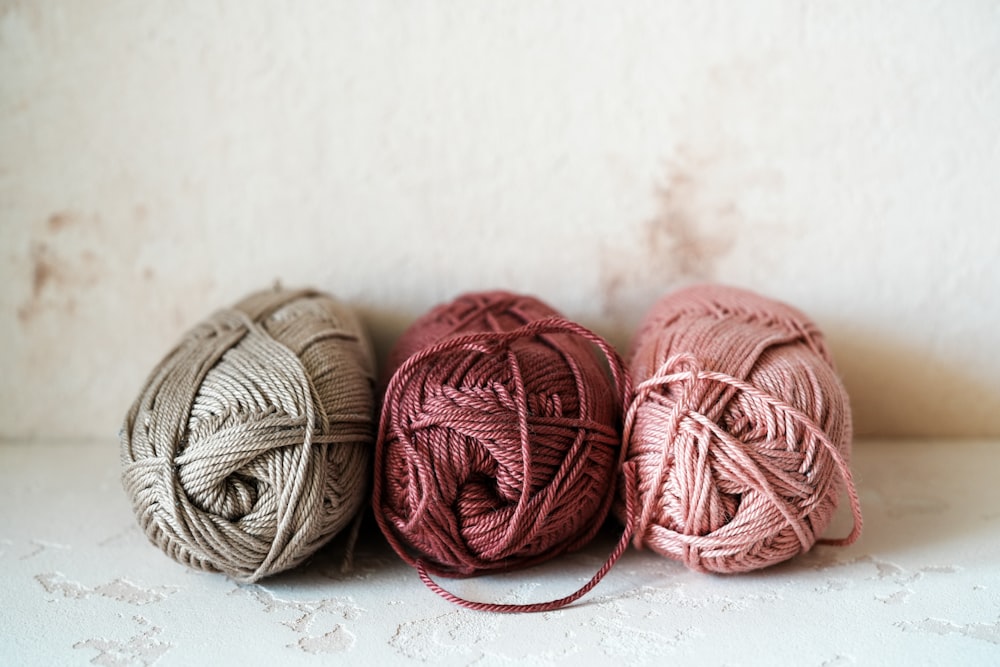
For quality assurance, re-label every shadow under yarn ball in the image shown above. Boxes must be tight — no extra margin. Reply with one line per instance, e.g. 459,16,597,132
374,291,629,580
120,287,377,582
621,284,863,574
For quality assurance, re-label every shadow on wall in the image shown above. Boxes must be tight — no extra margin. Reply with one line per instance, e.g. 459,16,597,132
352,304,421,385
826,325,1000,438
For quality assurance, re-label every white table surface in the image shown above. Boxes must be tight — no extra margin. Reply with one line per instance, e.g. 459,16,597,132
2,438,998,666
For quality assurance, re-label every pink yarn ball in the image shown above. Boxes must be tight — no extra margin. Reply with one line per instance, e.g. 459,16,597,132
620,284,862,573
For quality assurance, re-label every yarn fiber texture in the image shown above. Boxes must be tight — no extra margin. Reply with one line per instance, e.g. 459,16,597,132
120,287,377,582
621,284,862,574
373,291,631,611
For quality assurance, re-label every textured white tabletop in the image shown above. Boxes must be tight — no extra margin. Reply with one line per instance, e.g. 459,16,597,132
2,439,998,666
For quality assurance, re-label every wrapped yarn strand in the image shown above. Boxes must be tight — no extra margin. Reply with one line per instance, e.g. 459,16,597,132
120,287,377,582
620,284,862,573
373,291,635,612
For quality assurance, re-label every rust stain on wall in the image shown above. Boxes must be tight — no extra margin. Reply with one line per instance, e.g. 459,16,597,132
601,164,736,322
46,211,76,233
29,242,55,300
18,210,106,324
643,176,733,281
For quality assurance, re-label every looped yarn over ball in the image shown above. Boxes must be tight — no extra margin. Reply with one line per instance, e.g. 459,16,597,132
120,287,377,582
621,284,862,574
374,291,633,612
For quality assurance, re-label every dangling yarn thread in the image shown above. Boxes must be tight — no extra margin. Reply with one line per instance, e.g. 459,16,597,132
120,287,377,582
621,284,862,573
373,291,636,612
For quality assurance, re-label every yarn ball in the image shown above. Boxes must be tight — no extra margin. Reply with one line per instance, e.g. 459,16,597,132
620,284,862,573
373,291,629,580
120,287,377,582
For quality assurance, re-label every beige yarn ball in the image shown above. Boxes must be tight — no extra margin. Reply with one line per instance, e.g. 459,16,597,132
120,287,377,582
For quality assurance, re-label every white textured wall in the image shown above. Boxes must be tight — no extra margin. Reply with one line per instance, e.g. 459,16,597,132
2,1,998,440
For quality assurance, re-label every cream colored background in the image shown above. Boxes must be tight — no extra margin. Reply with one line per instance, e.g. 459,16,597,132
1,1,998,440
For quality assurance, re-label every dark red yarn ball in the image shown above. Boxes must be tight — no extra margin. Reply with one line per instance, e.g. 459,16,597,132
373,291,629,579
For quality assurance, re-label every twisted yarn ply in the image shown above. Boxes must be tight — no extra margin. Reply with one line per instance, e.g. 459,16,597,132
621,284,862,573
120,287,377,582
374,291,633,612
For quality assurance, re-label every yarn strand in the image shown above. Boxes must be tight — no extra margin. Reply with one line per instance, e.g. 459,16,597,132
414,462,640,613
